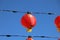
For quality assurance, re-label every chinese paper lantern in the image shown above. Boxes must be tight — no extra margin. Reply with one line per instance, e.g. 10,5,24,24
54,16,60,32
21,13,36,32
58,38,60,40
26,36,33,40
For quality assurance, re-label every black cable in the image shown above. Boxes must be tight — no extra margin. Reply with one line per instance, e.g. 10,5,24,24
0,10,55,15
0,35,58,38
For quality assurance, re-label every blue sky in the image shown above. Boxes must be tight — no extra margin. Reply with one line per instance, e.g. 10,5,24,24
0,0,60,40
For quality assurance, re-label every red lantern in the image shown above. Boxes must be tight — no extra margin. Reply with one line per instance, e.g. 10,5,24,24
54,16,60,32
58,38,60,40
26,36,33,40
21,13,36,32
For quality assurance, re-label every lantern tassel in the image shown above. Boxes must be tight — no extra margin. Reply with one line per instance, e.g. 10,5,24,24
57,28,60,32
27,28,32,32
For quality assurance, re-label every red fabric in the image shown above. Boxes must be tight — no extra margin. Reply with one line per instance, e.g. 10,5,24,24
55,16,60,28
21,14,36,29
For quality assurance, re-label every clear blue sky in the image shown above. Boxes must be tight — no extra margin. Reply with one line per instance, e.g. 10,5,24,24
0,0,60,40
